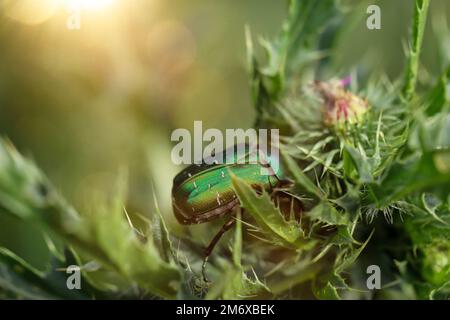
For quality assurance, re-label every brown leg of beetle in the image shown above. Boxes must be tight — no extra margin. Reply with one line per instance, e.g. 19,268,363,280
202,216,237,282
273,190,303,223
293,197,302,223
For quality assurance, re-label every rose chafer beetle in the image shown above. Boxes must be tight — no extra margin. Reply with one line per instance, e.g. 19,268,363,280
171,144,302,280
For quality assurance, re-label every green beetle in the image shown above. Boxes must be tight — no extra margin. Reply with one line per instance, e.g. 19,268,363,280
171,144,301,280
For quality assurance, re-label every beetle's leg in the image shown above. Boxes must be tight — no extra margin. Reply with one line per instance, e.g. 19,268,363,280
292,196,302,223
278,192,301,223
202,215,237,282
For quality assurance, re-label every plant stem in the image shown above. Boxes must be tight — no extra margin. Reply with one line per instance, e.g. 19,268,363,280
402,0,430,104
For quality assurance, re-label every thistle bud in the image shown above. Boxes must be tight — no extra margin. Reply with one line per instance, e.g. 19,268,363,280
314,78,368,126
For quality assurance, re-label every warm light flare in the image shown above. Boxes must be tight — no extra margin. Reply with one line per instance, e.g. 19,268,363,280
1,0,118,25
65,0,116,11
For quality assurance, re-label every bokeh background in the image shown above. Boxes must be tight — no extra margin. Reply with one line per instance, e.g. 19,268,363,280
0,0,449,270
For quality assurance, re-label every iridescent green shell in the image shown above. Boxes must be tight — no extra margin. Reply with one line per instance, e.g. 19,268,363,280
172,146,287,225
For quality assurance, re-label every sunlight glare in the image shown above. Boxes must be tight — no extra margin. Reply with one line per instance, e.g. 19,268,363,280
65,0,116,11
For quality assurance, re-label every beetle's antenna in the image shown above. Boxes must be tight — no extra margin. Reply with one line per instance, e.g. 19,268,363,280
257,147,283,185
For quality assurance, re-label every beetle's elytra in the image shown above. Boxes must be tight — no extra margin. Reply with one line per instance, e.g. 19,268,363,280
172,162,281,224
172,145,285,224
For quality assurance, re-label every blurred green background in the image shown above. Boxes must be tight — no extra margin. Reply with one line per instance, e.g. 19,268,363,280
0,0,449,270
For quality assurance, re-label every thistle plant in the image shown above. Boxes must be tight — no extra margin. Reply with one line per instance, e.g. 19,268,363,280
0,0,449,300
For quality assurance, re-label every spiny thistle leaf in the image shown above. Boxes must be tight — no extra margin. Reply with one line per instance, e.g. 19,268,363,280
205,262,270,300
308,202,349,227
313,273,349,300
343,145,373,183
430,282,450,299
0,247,62,300
334,230,374,275
231,174,312,249
282,152,324,199
426,66,450,116
369,152,450,208
0,247,103,299
0,140,181,299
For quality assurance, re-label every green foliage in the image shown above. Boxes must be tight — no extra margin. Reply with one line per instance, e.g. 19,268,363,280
247,0,340,125
231,175,308,248
0,141,181,299
243,0,449,300
206,213,271,299
0,247,78,299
